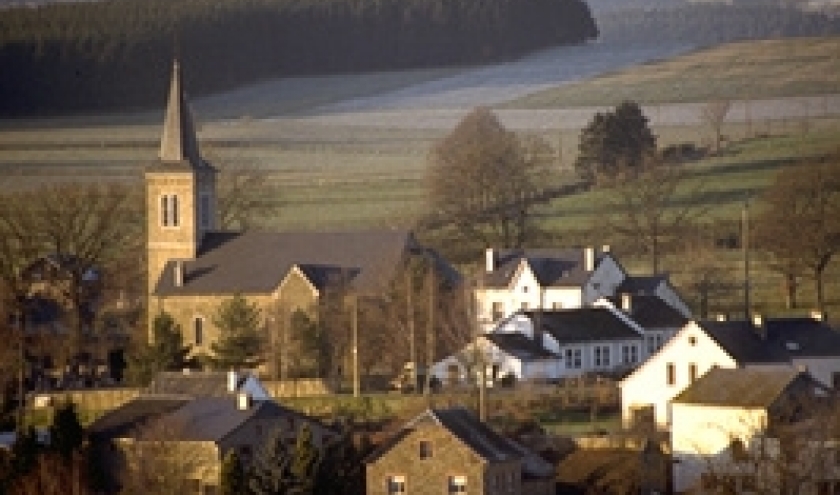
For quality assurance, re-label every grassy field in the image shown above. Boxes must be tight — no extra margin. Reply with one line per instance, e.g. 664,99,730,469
504,37,840,108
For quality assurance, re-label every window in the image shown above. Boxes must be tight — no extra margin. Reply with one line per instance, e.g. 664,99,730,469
646,335,656,354
491,302,504,322
522,286,529,293
666,363,675,386
689,363,698,382
520,301,529,310
594,346,610,367
552,301,562,309
621,344,638,364
565,348,582,369
449,475,467,494
194,317,204,346
688,335,697,345
387,475,406,494
833,372,840,390
419,440,432,459
160,194,180,227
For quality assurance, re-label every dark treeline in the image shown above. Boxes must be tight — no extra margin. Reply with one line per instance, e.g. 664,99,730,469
0,0,597,116
598,4,840,45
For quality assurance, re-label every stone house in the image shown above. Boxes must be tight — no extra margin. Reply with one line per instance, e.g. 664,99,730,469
87,384,331,493
145,61,457,372
365,407,555,495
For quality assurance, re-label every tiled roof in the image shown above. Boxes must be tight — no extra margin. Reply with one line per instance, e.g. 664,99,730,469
527,308,643,344
483,333,559,361
482,248,605,289
671,367,809,407
87,396,190,440
153,229,432,296
147,371,249,397
621,295,688,328
700,317,840,363
617,275,666,295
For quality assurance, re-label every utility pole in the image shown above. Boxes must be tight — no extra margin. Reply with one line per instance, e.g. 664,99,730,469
472,280,486,422
406,271,416,393
15,308,25,433
423,267,435,401
742,200,751,320
351,294,359,398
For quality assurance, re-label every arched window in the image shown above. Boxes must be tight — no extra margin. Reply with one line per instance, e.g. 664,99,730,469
194,317,204,346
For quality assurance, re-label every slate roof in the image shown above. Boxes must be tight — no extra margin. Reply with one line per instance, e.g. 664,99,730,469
147,371,251,397
617,275,666,296
87,396,191,440
153,229,430,296
616,295,689,329
700,317,840,364
88,395,323,443
671,367,811,408
482,248,608,289
525,307,643,344
482,333,559,361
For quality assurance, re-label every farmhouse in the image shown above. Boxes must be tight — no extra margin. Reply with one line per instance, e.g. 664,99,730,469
475,246,690,332
620,313,840,429
145,61,457,367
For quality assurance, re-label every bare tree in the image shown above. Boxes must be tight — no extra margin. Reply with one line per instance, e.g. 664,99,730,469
426,107,547,249
674,235,740,319
753,153,840,312
701,99,731,153
595,154,707,275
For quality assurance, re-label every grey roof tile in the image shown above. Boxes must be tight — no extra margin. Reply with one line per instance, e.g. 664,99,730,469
87,396,190,440
671,367,809,407
147,371,248,397
153,229,425,296
483,333,559,360
482,249,606,289
526,308,643,344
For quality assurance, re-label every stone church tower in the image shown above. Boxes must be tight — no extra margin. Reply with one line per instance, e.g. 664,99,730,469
145,61,217,330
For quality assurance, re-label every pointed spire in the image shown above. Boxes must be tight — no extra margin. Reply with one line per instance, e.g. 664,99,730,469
159,60,202,166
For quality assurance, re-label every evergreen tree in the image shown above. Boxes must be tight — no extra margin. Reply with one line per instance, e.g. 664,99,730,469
9,427,41,480
314,426,367,495
575,100,657,186
47,401,84,461
249,427,292,495
125,311,193,385
220,450,248,495
210,294,263,370
288,424,321,495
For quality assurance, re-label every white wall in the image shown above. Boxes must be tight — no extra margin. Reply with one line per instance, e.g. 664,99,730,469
619,322,738,429
671,403,768,493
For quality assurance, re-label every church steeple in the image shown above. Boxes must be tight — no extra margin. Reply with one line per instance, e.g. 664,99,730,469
159,60,203,167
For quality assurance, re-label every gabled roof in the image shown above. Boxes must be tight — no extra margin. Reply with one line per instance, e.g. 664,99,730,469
147,371,261,397
617,295,689,329
482,333,559,361
700,317,840,364
671,367,815,408
482,248,608,289
88,395,325,443
153,60,211,171
87,396,191,440
153,229,442,296
527,307,643,345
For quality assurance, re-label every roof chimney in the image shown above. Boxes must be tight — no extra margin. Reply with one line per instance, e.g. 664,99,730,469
227,370,238,392
237,392,251,411
811,310,824,322
602,245,611,254
485,248,495,273
621,293,632,312
174,260,184,287
584,247,595,272
752,314,766,340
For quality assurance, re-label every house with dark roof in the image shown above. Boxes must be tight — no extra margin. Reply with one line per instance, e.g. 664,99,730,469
365,407,555,495
144,61,458,372
670,367,833,493
601,293,689,355
147,370,269,399
476,246,690,333
430,305,646,386
88,390,332,493
620,312,840,430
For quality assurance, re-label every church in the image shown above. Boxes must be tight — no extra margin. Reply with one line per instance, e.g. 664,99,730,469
145,61,456,365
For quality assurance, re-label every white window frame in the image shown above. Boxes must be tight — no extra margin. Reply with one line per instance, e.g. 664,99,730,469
387,475,406,494
448,475,467,494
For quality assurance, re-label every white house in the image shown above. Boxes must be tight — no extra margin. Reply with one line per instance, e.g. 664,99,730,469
432,305,646,386
475,246,689,333
671,367,830,493
429,331,561,387
620,313,840,430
